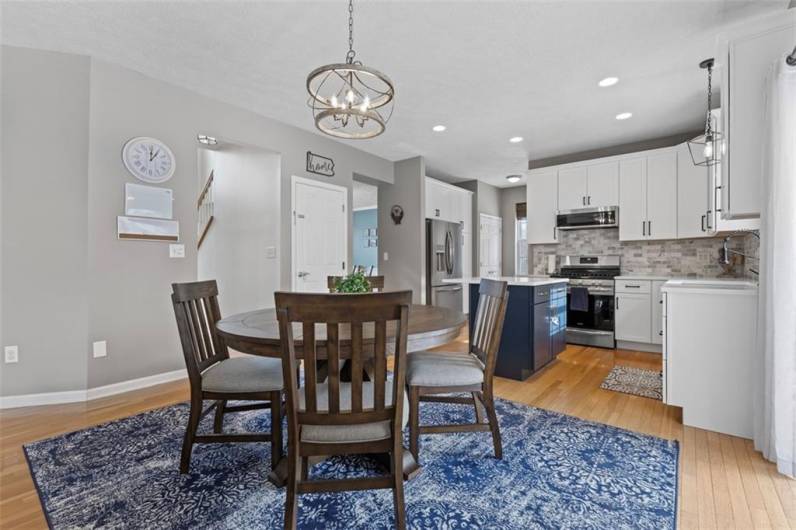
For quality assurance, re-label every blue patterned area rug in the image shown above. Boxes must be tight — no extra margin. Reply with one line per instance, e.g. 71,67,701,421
24,398,678,529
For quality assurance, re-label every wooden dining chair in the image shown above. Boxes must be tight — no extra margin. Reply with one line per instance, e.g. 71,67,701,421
275,290,412,530
327,275,385,292
407,278,509,463
171,280,284,474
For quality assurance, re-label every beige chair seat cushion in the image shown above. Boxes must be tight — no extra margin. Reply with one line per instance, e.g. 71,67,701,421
202,355,283,393
407,351,485,387
299,381,408,444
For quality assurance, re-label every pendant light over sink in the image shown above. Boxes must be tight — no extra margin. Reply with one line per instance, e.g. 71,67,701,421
306,0,394,139
687,58,723,167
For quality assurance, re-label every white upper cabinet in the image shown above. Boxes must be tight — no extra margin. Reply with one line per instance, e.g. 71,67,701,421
587,162,619,208
527,171,559,244
618,151,677,241
722,17,794,219
425,177,468,224
557,162,618,210
619,158,646,241
558,167,588,210
645,151,678,240
677,143,710,239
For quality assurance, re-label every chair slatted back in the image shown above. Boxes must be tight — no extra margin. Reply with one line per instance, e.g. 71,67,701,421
470,279,509,378
327,275,386,293
171,281,229,384
275,291,411,432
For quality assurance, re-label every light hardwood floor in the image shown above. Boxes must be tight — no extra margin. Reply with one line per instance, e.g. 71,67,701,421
1,335,793,529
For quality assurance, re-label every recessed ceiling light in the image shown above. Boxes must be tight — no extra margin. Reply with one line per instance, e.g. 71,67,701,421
506,175,522,184
615,112,633,121
598,77,619,87
432,125,446,132
509,136,523,143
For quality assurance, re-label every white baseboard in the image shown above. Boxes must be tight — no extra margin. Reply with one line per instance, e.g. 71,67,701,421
85,369,187,401
0,389,87,409
0,369,187,410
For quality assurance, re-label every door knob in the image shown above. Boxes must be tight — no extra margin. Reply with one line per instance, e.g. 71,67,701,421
297,271,310,278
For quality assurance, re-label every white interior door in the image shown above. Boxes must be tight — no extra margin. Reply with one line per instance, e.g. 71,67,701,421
292,176,347,292
479,214,502,278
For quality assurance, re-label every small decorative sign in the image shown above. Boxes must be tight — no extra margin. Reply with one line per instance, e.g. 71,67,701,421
306,151,335,177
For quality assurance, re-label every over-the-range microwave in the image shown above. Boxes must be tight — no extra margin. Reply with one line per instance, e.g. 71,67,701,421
556,206,618,230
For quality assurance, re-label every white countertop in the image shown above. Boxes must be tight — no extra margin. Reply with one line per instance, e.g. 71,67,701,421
442,276,569,287
615,274,673,281
661,278,758,295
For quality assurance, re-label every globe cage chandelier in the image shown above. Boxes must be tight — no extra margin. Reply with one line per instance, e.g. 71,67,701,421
687,58,724,167
306,0,394,139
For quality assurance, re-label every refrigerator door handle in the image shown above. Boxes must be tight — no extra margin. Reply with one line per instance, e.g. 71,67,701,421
444,230,454,274
435,285,463,293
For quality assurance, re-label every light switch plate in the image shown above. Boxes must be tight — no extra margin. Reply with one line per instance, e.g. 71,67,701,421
4,345,18,364
93,340,107,358
265,246,277,259
169,244,185,258
383,252,389,261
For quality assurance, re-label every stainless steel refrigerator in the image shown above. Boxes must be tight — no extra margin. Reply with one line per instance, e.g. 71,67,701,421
426,219,463,311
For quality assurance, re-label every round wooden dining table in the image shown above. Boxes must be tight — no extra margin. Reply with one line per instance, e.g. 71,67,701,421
215,303,467,358
215,303,467,485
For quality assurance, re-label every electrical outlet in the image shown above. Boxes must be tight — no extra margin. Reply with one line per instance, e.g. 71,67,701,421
169,244,185,258
383,252,389,261
4,345,19,364
93,340,107,358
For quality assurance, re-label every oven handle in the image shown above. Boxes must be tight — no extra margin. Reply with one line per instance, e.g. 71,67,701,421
565,328,614,336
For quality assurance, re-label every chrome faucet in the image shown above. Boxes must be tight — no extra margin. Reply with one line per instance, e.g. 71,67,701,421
721,231,759,266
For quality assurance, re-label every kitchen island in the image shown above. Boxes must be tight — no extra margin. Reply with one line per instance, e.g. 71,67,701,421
444,277,569,380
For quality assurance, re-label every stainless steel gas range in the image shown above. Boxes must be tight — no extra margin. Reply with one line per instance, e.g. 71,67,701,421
551,255,620,349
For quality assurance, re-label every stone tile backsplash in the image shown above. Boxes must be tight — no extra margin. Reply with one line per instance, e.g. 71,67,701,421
530,228,759,278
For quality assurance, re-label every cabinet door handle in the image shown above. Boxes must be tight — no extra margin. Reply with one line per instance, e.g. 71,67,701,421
616,296,619,310
435,209,440,217
626,285,641,288
706,210,713,230
648,220,652,236
582,196,586,206
587,196,591,205
701,214,706,232
642,221,646,236
553,226,557,241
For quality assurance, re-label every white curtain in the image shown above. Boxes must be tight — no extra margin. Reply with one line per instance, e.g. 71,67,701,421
754,55,796,478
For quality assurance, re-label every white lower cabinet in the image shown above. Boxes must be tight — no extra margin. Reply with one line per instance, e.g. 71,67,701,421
662,281,758,438
614,278,667,347
615,292,652,343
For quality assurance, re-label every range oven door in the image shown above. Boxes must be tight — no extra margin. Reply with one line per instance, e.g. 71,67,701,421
566,289,615,348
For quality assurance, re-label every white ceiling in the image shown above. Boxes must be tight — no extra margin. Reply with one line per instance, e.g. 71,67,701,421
2,1,789,187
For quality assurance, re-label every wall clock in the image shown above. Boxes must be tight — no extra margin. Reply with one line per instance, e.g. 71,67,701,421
122,137,176,184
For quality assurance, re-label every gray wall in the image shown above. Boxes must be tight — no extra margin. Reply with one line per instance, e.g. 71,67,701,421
378,157,425,303
2,45,397,395
499,186,526,276
1,47,90,396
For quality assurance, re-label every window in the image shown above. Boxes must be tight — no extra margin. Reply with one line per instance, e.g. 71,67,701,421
515,218,528,275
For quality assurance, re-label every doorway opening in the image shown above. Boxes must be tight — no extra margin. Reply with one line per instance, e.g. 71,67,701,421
352,180,379,276
196,139,281,314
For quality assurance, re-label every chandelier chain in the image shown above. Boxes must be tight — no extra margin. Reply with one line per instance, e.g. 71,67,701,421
705,62,713,137
346,0,356,64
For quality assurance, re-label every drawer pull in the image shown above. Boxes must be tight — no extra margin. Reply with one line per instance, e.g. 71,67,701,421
626,285,641,288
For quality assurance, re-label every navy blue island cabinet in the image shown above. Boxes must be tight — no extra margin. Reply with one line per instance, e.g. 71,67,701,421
468,280,567,381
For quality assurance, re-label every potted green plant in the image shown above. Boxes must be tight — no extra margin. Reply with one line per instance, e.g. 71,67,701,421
332,271,372,293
